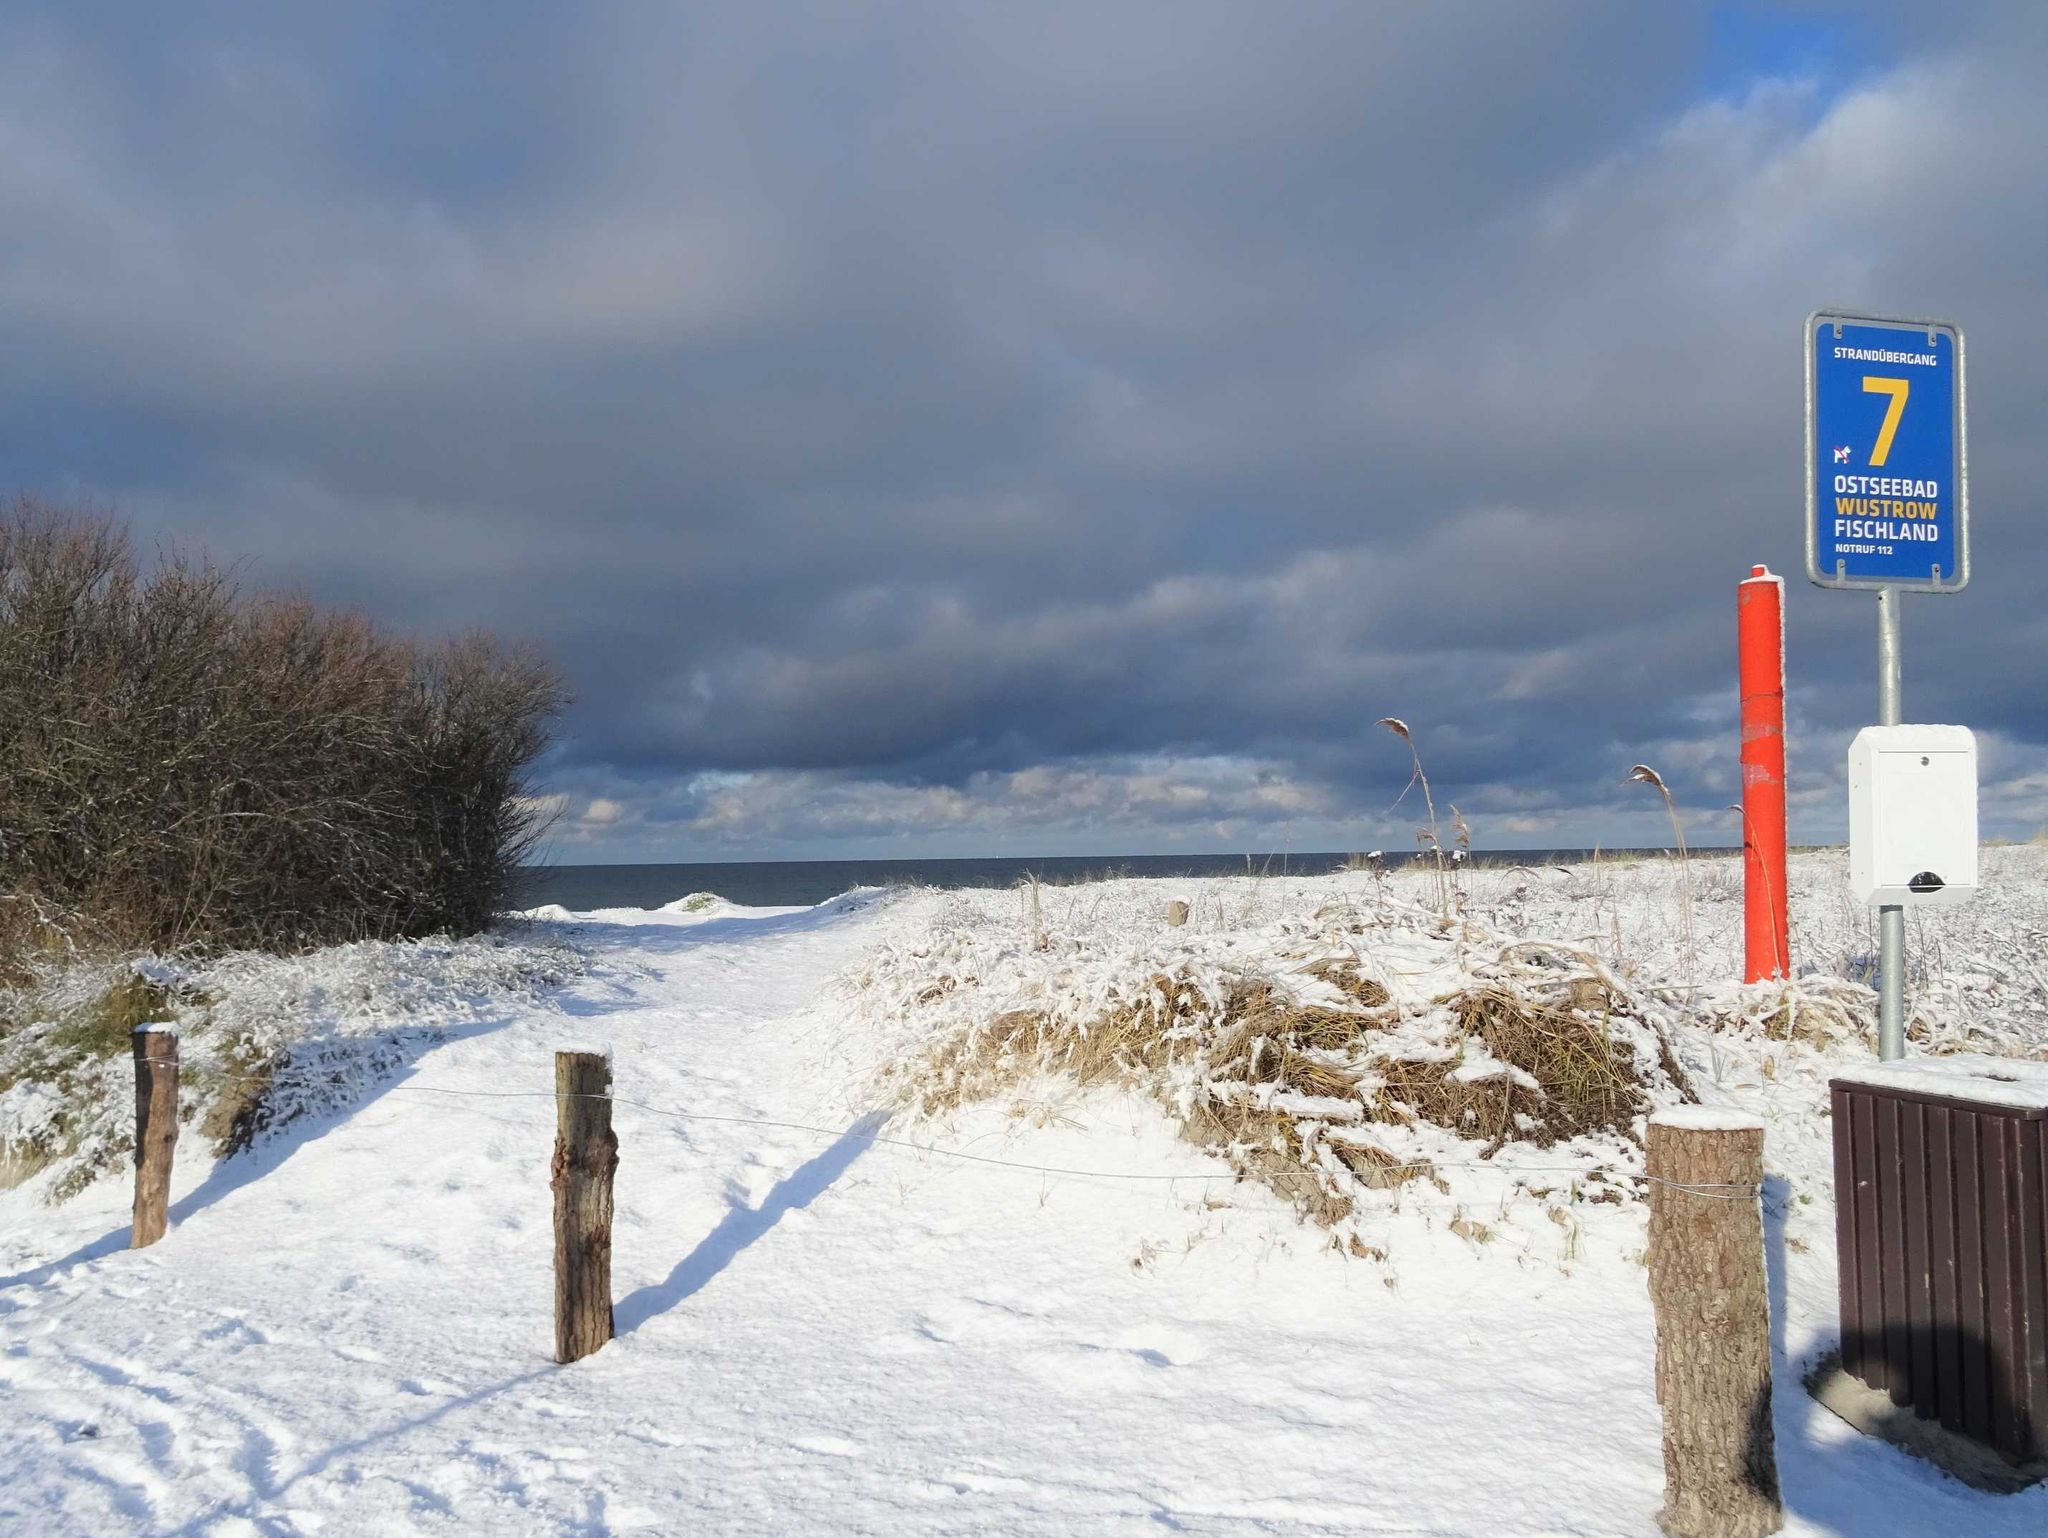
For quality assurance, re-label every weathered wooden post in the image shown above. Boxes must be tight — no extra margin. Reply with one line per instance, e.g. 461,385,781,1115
1165,900,1190,928
1646,1108,1781,1537
552,1050,617,1363
131,1026,179,1248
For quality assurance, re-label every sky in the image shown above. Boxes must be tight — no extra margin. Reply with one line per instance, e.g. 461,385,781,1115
4,2,2045,863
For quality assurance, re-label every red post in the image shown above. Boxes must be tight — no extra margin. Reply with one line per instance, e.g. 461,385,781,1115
1738,565,1789,982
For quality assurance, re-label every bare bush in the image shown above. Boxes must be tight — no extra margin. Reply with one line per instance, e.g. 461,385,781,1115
0,499,564,954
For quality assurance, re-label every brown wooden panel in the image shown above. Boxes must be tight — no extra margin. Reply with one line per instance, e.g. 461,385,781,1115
1925,1102,1964,1433
1879,1094,1912,1404
1831,1078,2048,1463
2015,1118,2048,1461
1901,1097,1935,1410
1832,1086,1863,1383
1852,1090,1887,1397
1982,1116,2021,1457
1954,1105,1991,1443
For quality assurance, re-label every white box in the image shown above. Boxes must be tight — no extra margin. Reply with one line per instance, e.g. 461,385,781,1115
1847,725,1977,906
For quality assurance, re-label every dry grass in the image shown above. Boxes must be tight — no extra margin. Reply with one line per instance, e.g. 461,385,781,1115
897,945,1681,1232
197,1041,277,1156
1627,763,1698,995
1183,971,1661,1223
1440,986,1649,1147
0,964,189,1195
1702,977,1871,1048
1305,959,1391,1009
1378,717,1450,919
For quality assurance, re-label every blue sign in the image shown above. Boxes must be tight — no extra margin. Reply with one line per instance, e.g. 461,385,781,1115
1806,311,1967,592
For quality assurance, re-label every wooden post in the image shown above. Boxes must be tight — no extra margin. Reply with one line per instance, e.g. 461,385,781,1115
1166,900,1190,928
131,1026,179,1248
1647,1109,1781,1538
552,1050,617,1363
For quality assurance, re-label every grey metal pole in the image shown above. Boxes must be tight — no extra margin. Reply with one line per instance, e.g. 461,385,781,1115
1877,587,1905,1060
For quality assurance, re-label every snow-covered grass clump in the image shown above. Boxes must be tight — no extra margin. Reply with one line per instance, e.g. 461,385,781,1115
843,847,2048,1255
847,880,1690,1249
0,925,585,1200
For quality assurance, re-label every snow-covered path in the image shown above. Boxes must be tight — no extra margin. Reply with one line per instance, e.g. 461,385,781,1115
2,891,2041,1536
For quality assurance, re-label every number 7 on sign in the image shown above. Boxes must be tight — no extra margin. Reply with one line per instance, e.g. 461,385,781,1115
1861,376,1910,467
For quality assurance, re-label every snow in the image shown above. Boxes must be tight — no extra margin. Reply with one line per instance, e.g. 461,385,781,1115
0,932,589,1202
1832,1052,2048,1112
2,850,2046,1535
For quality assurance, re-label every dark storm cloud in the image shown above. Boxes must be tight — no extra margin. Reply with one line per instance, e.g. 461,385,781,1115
3,2,2045,857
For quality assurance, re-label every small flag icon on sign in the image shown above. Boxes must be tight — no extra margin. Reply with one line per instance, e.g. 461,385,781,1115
1833,445,1852,464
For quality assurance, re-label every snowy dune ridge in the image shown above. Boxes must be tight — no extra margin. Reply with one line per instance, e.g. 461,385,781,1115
7,846,2045,1233
840,846,2048,1258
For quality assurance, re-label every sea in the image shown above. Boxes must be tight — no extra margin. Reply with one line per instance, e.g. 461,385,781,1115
516,847,1738,911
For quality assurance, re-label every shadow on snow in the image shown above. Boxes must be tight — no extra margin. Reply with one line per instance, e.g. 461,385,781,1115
614,1109,889,1335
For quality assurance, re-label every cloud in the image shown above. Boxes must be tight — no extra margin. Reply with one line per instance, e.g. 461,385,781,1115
579,797,624,828
569,754,1344,858
3,3,2044,858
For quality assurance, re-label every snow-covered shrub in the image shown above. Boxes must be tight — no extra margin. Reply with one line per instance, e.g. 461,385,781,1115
0,927,585,1200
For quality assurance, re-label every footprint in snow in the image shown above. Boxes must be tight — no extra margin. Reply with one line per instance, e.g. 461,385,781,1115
793,1434,863,1458
200,1314,270,1346
1107,1326,1207,1367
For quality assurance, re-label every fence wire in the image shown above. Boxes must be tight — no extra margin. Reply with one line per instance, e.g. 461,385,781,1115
229,1074,1762,1201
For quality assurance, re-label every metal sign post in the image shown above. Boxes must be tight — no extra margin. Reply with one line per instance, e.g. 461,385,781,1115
1806,310,1968,1062
1875,587,1904,1059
